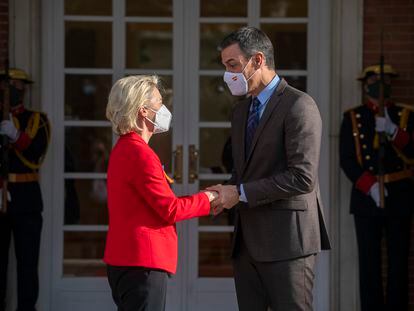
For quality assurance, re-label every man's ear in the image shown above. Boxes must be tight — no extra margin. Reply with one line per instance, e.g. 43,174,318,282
254,52,265,68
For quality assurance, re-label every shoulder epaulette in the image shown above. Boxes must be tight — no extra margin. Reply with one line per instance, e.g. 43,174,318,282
395,102,414,112
344,105,363,114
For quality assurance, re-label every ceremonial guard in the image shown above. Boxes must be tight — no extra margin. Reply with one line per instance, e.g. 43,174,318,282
0,69,50,311
340,64,414,311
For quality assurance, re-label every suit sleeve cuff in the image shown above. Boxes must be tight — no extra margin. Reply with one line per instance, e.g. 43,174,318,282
355,171,377,194
13,132,32,151
391,128,410,150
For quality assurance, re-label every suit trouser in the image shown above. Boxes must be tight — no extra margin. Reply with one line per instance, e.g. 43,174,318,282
107,265,168,311
233,238,316,311
0,211,42,311
354,215,411,311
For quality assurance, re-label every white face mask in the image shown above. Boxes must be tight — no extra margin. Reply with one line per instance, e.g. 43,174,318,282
145,105,172,134
223,57,258,96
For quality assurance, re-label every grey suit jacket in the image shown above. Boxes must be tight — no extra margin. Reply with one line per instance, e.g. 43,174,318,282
229,78,331,262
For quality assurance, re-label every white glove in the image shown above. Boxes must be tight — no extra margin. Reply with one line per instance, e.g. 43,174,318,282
375,108,397,137
0,189,11,209
368,182,388,207
0,115,19,142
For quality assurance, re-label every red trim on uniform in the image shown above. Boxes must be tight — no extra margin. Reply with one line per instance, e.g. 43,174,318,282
365,99,394,114
356,171,377,194
392,128,409,150
11,104,25,115
13,132,32,151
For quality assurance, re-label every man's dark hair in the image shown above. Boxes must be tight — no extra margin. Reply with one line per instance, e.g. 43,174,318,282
219,27,275,70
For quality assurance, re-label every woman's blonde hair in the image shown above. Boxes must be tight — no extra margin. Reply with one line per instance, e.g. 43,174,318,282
106,75,160,135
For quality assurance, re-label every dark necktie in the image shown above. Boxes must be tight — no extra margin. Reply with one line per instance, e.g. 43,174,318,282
245,97,261,156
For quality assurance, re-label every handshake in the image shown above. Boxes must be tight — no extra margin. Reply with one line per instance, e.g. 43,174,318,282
202,184,240,216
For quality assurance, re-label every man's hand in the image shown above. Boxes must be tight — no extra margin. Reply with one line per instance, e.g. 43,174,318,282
375,108,397,137
206,184,239,215
368,182,388,207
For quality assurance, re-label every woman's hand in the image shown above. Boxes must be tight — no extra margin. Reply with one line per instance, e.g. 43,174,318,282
204,190,219,202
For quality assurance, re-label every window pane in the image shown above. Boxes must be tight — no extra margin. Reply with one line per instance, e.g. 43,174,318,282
149,131,172,174
64,179,108,225
200,128,231,174
63,231,106,277
65,127,112,173
65,22,112,68
199,180,235,226
126,23,172,69
284,76,307,92
200,23,245,70
65,0,112,16
200,76,237,122
200,0,247,17
65,74,112,120
261,0,308,17
261,24,307,70
199,232,233,277
126,0,172,17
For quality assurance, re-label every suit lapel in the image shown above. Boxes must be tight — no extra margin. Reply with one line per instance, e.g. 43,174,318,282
242,79,288,173
234,98,250,173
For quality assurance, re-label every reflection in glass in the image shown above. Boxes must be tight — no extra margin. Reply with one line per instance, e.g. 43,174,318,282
283,76,307,92
126,23,172,69
199,232,233,277
65,22,112,68
65,74,112,120
65,0,112,16
261,24,307,70
126,0,172,17
200,128,231,174
65,127,112,172
200,76,237,122
63,231,106,277
64,179,108,225
261,0,307,17
200,0,247,17
200,24,245,70
149,131,172,174
199,180,235,226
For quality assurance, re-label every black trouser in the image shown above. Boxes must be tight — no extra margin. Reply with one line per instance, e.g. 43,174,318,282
354,215,411,311
0,211,42,311
107,265,168,311
233,238,316,311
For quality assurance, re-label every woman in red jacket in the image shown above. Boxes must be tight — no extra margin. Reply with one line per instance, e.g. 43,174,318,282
104,75,217,311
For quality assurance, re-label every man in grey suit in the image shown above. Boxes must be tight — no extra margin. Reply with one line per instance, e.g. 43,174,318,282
208,27,331,311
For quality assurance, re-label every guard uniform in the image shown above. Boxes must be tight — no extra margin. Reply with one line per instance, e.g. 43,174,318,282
0,69,50,311
340,64,414,311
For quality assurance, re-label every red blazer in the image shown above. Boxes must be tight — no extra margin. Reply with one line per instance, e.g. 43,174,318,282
103,132,210,274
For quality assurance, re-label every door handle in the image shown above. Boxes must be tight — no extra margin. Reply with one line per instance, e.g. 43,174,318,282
173,145,183,184
188,144,199,184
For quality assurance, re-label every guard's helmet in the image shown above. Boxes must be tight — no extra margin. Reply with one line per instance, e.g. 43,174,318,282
357,64,398,81
0,68,34,84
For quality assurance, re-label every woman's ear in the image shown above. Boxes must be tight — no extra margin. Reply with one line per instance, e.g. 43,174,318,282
138,106,148,118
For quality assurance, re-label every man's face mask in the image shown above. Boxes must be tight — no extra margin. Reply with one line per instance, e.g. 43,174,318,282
223,57,259,96
365,79,391,99
145,105,172,134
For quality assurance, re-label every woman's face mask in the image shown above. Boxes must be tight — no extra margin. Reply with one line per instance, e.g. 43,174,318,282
145,105,172,134
223,57,259,96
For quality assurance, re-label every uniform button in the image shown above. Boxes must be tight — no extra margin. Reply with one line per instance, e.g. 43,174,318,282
360,134,365,139
398,112,402,116
358,123,362,128
356,113,361,118
362,144,367,149
353,132,357,137
365,155,371,160
369,166,374,171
